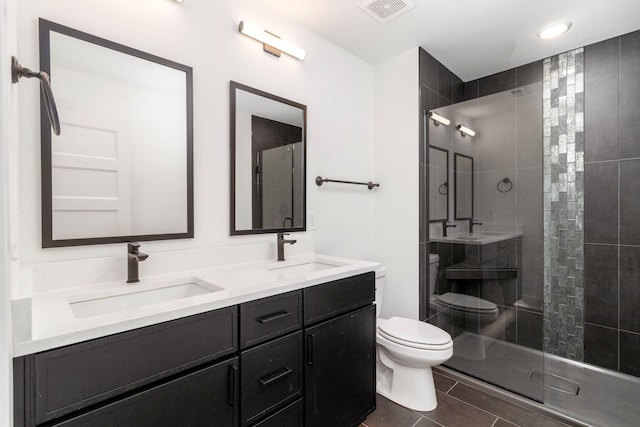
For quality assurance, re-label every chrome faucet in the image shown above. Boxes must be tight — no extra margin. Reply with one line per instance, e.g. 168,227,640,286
277,232,297,261
127,242,149,283
442,221,457,237
469,219,483,234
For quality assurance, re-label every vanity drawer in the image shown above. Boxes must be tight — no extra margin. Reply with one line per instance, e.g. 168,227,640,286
240,290,302,349
241,331,303,426
34,306,237,424
252,398,303,427
303,272,375,326
51,357,239,427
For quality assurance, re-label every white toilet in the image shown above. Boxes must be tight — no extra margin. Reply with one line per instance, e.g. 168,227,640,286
429,254,500,360
375,268,453,412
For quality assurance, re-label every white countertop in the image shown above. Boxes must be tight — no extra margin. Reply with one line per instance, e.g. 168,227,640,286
15,254,380,357
430,231,523,246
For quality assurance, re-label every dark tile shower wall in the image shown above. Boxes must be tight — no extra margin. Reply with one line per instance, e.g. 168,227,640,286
584,30,640,377
419,49,465,320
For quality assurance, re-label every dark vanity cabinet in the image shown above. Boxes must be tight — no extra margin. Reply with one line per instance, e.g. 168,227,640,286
13,272,376,427
303,273,377,427
14,306,239,427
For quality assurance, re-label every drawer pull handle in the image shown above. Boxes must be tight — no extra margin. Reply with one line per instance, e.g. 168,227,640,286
228,364,238,406
257,311,291,324
258,367,293,385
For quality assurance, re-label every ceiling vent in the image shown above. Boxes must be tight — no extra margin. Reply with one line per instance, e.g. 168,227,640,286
360,0,414,23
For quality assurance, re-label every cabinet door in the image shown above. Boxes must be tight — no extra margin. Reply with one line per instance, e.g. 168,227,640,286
51,357,239,427
34,306,237,423
304,305,376,427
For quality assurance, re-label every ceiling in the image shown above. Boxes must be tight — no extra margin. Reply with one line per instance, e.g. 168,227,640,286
256,0,640,81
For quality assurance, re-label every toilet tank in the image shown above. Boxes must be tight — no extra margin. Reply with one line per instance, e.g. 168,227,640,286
375,267,386,317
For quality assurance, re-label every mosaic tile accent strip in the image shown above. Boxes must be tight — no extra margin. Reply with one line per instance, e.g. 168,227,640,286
543,48,585,361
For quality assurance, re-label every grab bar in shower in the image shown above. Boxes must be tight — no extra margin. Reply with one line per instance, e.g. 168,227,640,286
315,176,380,190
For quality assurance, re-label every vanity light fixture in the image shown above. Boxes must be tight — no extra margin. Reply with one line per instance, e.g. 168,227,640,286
538,21,572,39
428,112,450,126
456,124,476,137
239,21,307,60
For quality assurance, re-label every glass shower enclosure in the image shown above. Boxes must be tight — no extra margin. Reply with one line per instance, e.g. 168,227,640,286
426,48,640,427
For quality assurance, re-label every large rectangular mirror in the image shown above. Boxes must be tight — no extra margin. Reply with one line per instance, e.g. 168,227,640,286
40,19,193,247
230,81,306,235
429,145,449,222
454,153,473,220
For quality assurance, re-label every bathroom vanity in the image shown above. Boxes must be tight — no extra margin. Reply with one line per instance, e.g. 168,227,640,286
12,256,378,427
430,233,523,309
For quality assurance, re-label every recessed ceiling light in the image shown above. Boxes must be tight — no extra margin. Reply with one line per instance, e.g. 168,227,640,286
538,21,572,39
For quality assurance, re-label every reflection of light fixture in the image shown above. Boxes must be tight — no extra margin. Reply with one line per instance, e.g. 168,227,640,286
428,112,450,126
239,21,307,60
538,21,572,39
456,124,475,137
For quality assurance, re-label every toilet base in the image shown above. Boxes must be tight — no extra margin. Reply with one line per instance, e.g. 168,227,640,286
376,362,438,411
453,332,487,360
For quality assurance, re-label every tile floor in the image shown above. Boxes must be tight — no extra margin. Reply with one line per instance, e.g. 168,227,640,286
361,371,573,427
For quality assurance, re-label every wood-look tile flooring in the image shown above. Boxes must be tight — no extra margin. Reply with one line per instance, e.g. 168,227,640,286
361,372,572,427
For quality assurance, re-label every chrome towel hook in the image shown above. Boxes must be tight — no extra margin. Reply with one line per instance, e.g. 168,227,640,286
11,56,61,135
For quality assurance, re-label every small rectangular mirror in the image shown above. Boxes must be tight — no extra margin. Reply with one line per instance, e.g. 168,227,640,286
40,19,194,247
454,153,473,220
230,81,306,235
429,145,449,222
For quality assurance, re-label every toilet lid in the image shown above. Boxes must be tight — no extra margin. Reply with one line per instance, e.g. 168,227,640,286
436,292,498,313
378,317,452,347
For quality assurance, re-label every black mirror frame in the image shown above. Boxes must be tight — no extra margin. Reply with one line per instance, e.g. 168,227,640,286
428,145,450,223
229,81,307,236
39,19,194,247
453,152,474,221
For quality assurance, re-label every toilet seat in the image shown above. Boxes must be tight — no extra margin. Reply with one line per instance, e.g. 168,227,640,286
435,292,499,314
378,317,452,350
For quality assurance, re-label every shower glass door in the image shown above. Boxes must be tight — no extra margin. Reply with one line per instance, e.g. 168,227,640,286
427,79,546,402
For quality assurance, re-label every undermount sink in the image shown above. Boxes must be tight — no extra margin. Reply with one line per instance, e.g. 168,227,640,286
267,261,340,275
68,277,225,318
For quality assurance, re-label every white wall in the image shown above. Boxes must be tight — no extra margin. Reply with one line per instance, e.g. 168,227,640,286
13,0,375,282
1,0,17,423
373,48,420,319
